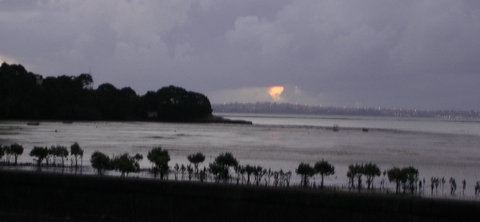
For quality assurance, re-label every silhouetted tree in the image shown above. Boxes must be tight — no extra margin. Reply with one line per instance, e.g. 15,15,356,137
187,152,205,174
363,162,381,190
314,160,335,189
173,163,180,180
187,164,194,181
347,164,363,189
264,168,273,186
10,143,24,165
253,166,265,186
209,162,228,183
387,167,405,194
388,166,419,194
49,146,58,165
276,170,292,187
198,167,207,182
96,83,121,120
209,152,238,182
44,146,55,165
296,162,315,188
245,165,255,185
471,181,479,195
147,147,170,180
49,145,68,166
441,177,446,194
181,164,186,179
111,153,143,177
70,142,84,168
449,177,457,195
403,166,419,193
90,151,111,175
0,63,42,119
29,146,49,166
41,74,97,120
2,145,11,163
0,145,4,161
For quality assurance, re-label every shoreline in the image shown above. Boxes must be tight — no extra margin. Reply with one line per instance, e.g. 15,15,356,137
0,114,253,125
2,163,478,202
1,169,479,221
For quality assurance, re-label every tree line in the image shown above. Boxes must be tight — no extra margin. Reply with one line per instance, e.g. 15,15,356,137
0,142,84,168
89,148,293,188
86,147,451,195
0,142,471,196
0,62,212,121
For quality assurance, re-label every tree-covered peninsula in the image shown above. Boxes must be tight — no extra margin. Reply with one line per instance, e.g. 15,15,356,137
0,62,213,122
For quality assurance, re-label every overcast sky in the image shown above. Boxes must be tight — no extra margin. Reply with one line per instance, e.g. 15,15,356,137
1,0,479,110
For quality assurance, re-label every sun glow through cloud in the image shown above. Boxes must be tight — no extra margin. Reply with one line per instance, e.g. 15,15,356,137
269,86,284,102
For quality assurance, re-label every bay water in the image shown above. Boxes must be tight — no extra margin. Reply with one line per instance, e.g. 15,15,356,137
1,113,480,198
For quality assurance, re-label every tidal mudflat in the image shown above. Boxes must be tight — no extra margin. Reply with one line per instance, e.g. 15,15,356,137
1,117,480,198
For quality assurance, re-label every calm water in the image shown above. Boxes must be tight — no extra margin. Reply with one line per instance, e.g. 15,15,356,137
1,113,480,198
220,113,480,136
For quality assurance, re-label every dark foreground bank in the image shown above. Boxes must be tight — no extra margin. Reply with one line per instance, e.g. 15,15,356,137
0,170,479,222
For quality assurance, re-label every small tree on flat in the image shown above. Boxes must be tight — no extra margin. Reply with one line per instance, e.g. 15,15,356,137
387,167,406,194
44,145,56,165
49,146,57,165
209,152,238,182
30,146,49,166
0,145,5,161
70,142,84,168
198,167,207,182
296,162,315,188
10,143,24,165
363,162,381,190
90,151,111,175
234,165,245,184
314,160,335,189
147,146,170,180
187,164,194,181
403,166,419,193
55,145,69,167
245,165,255,184
173,163,180,180
347,164,363,189
3,145,11,163
111,153,143,177
253,166,265,186
209,162,228,183
187,152,205,174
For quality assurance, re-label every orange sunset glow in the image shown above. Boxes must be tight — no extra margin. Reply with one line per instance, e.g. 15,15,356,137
269,86,284,101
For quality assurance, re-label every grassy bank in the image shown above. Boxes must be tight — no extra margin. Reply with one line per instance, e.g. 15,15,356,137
1,170,479,221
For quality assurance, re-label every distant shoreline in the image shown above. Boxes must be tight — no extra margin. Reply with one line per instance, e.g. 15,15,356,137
212,102,480,119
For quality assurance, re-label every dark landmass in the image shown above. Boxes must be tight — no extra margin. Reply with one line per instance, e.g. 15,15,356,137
0,62,214,122
213,102,480,119
1,170,479,222
3,62,477,123
196,115,252,124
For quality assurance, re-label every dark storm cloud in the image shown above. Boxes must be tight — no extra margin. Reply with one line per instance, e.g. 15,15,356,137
0,0,479,110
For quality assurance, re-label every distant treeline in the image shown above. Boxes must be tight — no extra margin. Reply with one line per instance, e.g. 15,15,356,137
0,63,212,121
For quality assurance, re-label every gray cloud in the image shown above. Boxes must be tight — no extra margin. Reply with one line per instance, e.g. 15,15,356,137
1,0,479,110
